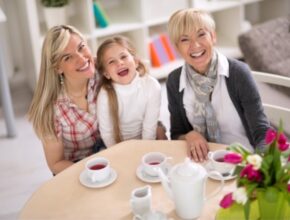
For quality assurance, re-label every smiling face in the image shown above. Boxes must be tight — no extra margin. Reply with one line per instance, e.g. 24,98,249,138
176,28,216,74
57,34,95,83
168,9,217,74
102,43,137,85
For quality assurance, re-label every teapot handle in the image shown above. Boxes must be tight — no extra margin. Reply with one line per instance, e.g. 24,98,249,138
204,171,224,201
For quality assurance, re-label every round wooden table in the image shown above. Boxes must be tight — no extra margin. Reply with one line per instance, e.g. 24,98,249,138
19,140,236,220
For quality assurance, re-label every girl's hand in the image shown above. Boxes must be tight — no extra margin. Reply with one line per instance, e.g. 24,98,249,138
156,121,168,140
185,131,209,162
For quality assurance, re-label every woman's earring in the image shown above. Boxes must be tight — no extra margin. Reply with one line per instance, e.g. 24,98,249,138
59,73,64,85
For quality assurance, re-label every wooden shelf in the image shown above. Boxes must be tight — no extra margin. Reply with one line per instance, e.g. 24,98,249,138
150,60,184,79
23,0,272,85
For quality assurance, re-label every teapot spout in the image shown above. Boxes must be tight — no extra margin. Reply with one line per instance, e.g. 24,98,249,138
157,167,173,200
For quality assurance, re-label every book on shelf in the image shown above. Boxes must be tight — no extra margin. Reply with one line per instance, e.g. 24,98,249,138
149,42,162,67
93,0,109,28
159,34,180,61
149,34,179,67
150,35,170,67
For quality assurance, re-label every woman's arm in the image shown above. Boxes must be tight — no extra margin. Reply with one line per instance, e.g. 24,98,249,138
229,59,269,149
166,69,208,161
42,137,73,175
166,69,192,139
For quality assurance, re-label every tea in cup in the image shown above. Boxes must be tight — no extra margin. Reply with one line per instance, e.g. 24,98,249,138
85,157,110,182
142,152,168,177
208,150,235,175
130,185,152,217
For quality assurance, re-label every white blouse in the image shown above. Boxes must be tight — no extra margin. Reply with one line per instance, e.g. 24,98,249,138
180,52,253,151
97,73,161,147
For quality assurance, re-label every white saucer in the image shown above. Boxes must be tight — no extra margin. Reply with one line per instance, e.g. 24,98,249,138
136,163,171,183
204,162,236,181
133,211,168,220
79,168,117,188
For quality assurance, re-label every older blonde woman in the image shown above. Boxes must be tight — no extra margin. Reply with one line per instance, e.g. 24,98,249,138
166,8,270,162
28,25,104,175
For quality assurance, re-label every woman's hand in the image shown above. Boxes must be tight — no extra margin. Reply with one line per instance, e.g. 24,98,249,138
185,131,209,162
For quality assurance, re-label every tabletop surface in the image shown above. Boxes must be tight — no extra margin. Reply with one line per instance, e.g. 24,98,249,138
19,140,236,220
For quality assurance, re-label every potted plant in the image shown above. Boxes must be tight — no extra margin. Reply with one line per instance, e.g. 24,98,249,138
41,0,70,29
41,0,69,7
219,120,290,220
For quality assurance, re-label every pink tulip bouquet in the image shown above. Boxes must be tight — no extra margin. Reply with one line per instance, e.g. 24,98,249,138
219,122,290,220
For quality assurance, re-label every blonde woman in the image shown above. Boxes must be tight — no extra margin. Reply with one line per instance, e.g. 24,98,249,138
96,36,165,147
166,9,270,162
28,25,103,175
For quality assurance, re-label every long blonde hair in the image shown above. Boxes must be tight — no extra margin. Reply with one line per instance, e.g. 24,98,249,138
27,25,85,141
96,36,147,144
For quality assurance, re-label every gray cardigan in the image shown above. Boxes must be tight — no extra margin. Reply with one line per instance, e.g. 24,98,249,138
166,58,270,149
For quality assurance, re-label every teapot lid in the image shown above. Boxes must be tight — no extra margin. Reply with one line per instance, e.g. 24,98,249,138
174,158,206,180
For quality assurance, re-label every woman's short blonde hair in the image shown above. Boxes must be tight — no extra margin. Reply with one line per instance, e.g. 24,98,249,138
168,8,216,46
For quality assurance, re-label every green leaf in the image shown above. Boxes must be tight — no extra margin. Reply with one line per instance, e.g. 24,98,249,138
273,148,282,182
247,183,258,195
275,183,287,192
260,155,273,186
280,172,290,183
227,143,251,157
275,167,284,182
233,165,243,176
41,0,69,7
278,119,284,133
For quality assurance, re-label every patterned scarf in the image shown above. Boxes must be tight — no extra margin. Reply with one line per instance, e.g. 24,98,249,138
185,51,220,142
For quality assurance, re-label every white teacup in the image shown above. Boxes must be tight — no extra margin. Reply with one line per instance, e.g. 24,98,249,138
85,157,110,182
208,150,235,175
142,152,168,177
130,185,152,217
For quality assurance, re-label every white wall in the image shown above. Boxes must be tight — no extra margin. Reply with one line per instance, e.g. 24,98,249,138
0,0,38,90
260,0,290,22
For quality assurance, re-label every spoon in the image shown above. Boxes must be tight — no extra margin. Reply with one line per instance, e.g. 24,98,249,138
222,172,231,177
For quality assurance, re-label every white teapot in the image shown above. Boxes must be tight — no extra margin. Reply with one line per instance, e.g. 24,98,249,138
158,158,224,219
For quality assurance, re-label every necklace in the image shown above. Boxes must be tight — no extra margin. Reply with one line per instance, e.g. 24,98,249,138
66,85,88,100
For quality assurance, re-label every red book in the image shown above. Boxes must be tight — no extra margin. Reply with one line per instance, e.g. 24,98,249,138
149,42,162,67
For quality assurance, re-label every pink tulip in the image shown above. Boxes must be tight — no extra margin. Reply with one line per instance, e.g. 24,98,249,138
278,133,289,151
224,153,243,164
240,164,263,182
288,184,290,193
265,129,277,144
220,193,234,208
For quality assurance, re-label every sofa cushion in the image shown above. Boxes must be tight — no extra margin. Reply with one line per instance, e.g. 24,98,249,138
238,16,290,77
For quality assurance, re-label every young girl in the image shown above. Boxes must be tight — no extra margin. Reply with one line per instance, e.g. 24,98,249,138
96,36,162,147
